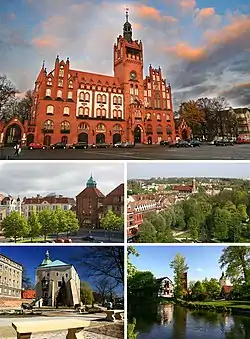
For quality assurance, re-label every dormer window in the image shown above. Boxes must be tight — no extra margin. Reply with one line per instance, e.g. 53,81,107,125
59,65,64,77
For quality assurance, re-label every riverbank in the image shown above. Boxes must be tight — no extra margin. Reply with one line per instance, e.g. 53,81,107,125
174,300,250,315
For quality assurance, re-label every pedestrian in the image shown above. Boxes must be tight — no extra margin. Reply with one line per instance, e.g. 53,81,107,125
14,142,20,156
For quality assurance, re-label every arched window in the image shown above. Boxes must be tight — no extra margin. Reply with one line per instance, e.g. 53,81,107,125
61,121,70,131
146,113,151,120
96,108,101,117
96,123,106,132
102,94,106,104
113,124,122,132
166,126,172,134
157,113,161,121
135,85,139,96
101,108,106,117
59,65,64,77
113,109,118,118
79,92,84,101
46,105,54,115
166,114,170,121
84,107,89,116
57,90,62,98
68,80,73,89
117,96,122,105
85,92,90,102
97,94,102,103
113,96,118,105
58,79,63,87
78,107,84,115
78,123,89,131
63,107,70,115
117,110,122,118
68,91,73,99
130,85,134,95
146,125,153,134
47,78,52,86
45,88,51,97
156,125,163,134
43,120,54,130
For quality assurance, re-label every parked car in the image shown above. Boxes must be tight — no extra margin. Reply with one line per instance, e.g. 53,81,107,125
190,140,202,147
28,143,46,150
64,238,72,243
82,235,96,242
122,142,135,148
215,139,234,146
113,142,123,148
54,238,65,243
69,142,88,149
160,140,169,146
169,141,177,148
50,142,67,149
176,140,191,148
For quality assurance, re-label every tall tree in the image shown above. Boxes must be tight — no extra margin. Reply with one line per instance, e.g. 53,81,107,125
219,246,250,284
38,209,54,241
2,211,28,242
100,210,123,232
17,90,33,121
138,220,157,243
63,210,79,237
179,100,205,138
0,74,17,118
170,253,189,299
80,281,94,305
95,278,115,305
27,210,41,242
22,266,34,289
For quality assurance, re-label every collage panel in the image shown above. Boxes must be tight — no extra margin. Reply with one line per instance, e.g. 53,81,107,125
0,162,124,244
127,162,250,243
0,245,124,339
128,245,250,339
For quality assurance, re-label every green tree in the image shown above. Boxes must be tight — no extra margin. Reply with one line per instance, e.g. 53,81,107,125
100,210,123,232
2,211,28,242
138,220,157,243
63,210,79,237
191,281,206,300
127,246,139,278
170,253,189,299
27,210,41,242
38,209,54,241
80,281,94,305
237,204,248,221
219,246,250,284
203,278,221,300
213,207,230,240
53,208,67,239
187,217,199,241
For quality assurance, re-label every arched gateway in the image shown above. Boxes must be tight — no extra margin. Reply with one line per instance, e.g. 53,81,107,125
4,124,22,146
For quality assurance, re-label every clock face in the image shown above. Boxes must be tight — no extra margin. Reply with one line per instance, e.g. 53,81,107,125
130,71,137,80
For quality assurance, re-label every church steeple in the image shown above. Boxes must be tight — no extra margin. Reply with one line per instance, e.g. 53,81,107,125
123,7,132,43
86,174,97,188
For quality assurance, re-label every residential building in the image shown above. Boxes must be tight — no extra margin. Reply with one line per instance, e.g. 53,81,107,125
22,193,76,218
0,254,23,299
103,183,124,217
157,277,174,298
35,250,80,307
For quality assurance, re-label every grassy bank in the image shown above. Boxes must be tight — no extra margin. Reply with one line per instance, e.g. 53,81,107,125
178,300,250,315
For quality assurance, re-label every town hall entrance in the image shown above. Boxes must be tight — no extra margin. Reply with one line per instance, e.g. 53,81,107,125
113,133,121,144
78,133,88,144
4,124,21,146
134,126,142,143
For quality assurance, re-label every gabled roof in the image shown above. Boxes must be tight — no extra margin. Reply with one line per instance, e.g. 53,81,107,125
70,70,120,87
76,187,105,198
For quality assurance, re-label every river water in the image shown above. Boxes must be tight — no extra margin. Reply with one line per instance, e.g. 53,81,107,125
132,303,250,339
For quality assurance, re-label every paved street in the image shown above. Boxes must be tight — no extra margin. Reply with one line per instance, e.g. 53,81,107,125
2,144,250,160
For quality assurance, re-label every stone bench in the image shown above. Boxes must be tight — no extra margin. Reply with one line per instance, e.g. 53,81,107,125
12,319,90,339
105,310,124,322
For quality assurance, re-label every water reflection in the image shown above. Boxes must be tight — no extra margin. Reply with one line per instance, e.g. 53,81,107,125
131,303,250,339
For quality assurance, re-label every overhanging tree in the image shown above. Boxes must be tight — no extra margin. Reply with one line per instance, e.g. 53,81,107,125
170,253,189,299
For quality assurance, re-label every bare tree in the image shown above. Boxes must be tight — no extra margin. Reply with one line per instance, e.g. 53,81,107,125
95,278,117,305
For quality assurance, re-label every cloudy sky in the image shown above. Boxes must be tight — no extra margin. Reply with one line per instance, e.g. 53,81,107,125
0,161,124,198
1,0,250,108
128,162,250,179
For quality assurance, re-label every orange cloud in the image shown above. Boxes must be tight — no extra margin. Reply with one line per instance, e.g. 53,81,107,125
165,43,206,62
32,36,57,48
135,4,177,23
180,0,196,10
133,23,142,30
197,7,215,18
206,15,250,46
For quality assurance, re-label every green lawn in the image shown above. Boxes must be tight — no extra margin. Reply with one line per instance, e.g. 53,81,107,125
190,300,250,310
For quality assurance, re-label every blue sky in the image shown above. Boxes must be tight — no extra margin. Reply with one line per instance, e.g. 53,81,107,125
0,246,123,293
1,0,250,107
131,245,225,282
128,162,250,179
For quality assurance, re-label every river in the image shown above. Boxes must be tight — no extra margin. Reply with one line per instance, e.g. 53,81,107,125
131,303,250,339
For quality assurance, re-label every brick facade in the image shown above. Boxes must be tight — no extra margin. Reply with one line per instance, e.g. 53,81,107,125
0,12,190,146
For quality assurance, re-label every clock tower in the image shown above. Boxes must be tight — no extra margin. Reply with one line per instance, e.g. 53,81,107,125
114,9,144,140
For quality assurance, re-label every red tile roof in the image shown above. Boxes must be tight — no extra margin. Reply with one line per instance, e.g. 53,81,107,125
70,70,120,87
23,196,75,205
173,185,193,192
222,285,232,294
76,187,105,198
103,183,124,205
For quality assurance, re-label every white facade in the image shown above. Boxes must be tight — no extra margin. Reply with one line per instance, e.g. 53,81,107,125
76,89,93,118
158,277,174,298
0,254,23,298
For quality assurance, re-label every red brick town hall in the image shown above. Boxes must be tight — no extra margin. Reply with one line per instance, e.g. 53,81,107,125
0,11,189,146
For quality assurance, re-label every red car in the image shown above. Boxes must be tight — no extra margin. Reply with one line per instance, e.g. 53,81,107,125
28,143,46,150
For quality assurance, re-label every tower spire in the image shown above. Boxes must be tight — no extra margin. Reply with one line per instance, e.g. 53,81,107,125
125,6,129,22
123,6,132,42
